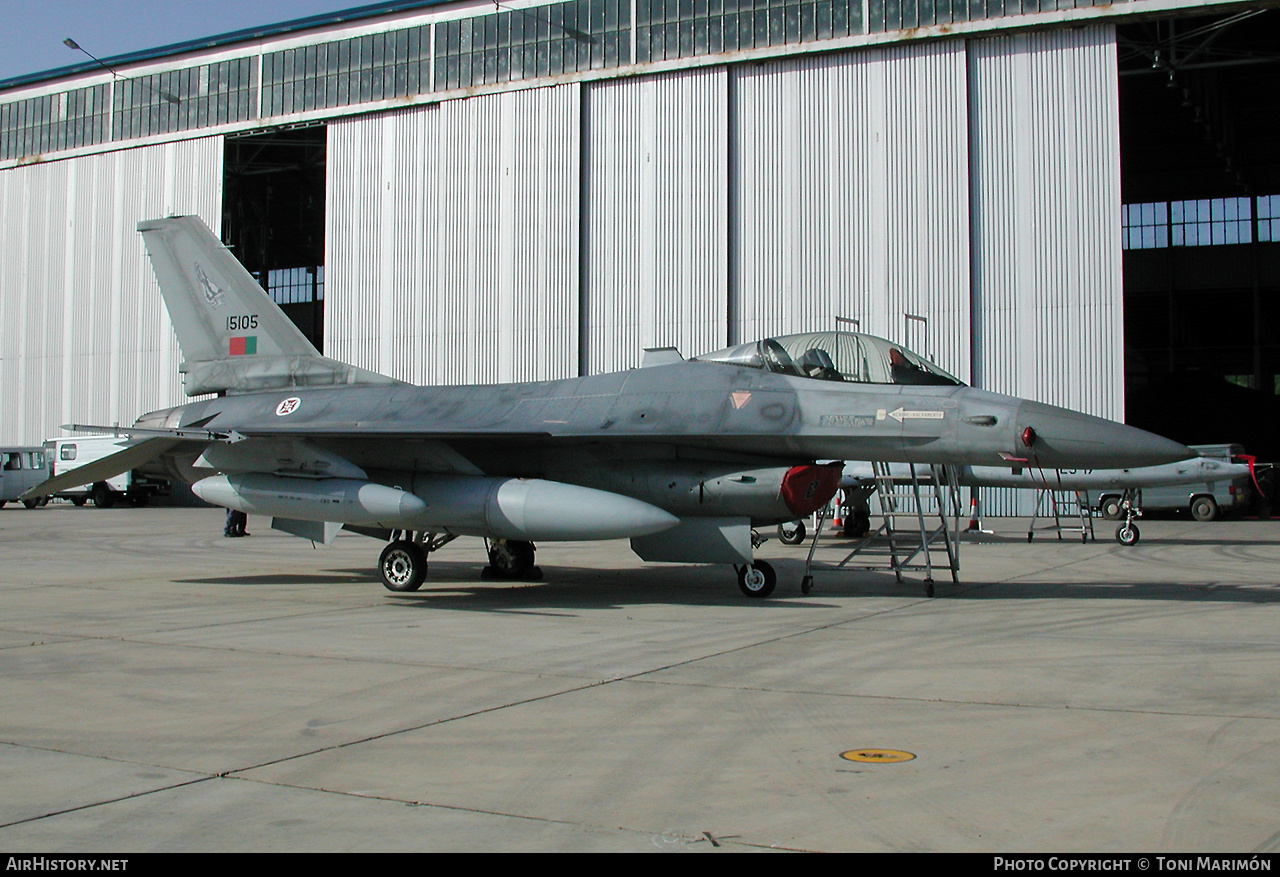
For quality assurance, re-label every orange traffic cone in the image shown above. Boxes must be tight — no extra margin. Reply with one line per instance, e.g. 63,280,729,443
964,495,991,534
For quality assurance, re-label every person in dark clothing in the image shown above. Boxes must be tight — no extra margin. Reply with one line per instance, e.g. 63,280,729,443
224,508,249,537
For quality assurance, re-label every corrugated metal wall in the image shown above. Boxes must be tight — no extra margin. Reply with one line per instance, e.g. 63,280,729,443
968,25,1121,514
0,26,1124,527
582,68,729,374
969,26,1121,414
0,138,222,445
733,39,971,377
326,84,581,385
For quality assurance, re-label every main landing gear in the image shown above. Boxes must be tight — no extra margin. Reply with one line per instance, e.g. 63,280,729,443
378,531,458,592
377,533,544,592
482,538,543,581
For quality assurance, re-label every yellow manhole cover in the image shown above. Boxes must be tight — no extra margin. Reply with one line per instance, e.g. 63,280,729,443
840,748,916,763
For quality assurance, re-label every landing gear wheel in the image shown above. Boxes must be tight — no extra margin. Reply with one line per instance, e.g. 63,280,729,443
1190,497,1218,522
21,498,40,509
1100,497,1123,520
380,540,427,592
737,560,777,598
800,574,813,595
71,496,87,507
486,540,537,579
1115,524,1140,547
778,521,807,545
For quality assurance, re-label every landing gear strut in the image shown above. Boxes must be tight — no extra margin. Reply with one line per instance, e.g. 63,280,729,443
482,539,543,581
377,531,457,592
1114,492,1141,547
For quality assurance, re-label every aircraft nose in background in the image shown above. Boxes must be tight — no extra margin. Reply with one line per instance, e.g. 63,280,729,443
1015,400,1193,469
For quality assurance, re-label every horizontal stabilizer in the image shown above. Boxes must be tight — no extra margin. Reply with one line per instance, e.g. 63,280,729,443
21,437,182,499
138,216,402,396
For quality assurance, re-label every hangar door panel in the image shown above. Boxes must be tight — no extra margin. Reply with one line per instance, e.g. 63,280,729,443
583,68,729,373
733,40,971,381
969,25,1122,420
326,85,581,386
0,138,222,445
968,25,1121,515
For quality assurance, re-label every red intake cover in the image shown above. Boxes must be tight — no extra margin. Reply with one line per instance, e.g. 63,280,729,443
780,462,844,516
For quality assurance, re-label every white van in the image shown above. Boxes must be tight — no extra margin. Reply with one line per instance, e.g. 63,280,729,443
46,436,169,507
0,447,50,508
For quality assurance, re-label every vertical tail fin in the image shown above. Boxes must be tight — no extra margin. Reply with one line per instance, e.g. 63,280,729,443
138,216,398,396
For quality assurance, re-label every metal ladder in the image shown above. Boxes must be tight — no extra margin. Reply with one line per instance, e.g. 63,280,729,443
1025,469,1095,543
802,462,962,598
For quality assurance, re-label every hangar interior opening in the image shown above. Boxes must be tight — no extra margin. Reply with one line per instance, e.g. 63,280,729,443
222,125,327,351
1118,8,1280,459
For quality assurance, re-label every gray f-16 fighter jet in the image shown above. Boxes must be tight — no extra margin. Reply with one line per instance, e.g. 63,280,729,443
27,216,1192,598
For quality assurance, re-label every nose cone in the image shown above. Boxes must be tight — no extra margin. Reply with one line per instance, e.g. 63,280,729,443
1016,401,1193,469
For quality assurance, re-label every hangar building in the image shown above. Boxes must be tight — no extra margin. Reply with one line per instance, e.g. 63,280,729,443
2,0,1278,511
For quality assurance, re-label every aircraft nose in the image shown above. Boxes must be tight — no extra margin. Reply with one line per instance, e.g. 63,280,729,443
1015,401,1193,469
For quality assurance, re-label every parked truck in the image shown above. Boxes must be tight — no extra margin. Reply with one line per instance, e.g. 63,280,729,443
45,436,169,507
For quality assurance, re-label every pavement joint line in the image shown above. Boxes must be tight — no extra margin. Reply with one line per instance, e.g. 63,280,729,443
201,611,936,776
0,774,216,830
617,676,1280,721
207,771,818,851
0,600,397,643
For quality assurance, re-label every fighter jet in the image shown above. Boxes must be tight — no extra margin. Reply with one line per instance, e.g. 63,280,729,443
824,456,1251,545
25,216,1192,598
838,456,1251,495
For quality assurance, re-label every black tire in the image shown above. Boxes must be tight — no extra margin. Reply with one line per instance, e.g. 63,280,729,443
70,496,87,507
21,498,42,509
1116,524,1140,546
91,483,115,509
488,540,536,577
379,540,427,592
0,501,5,508
778,521,806,545
1190,496,1218,522
737,560,777,598
1099,496,1123,520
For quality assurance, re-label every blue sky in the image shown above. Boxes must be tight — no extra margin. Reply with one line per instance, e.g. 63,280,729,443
0,0,375,82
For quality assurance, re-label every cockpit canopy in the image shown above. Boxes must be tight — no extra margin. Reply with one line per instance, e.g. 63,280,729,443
693,331,963,386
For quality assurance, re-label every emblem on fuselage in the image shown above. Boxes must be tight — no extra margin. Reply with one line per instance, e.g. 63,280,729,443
275,397,301,416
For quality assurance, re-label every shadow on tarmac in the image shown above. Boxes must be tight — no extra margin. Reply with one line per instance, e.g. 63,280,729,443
174,556,1280,608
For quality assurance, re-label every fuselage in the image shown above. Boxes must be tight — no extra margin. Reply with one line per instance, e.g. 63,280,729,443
137,358,1191,520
